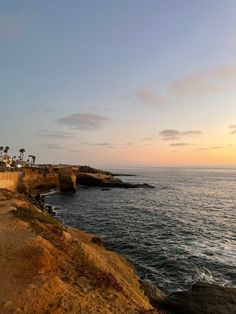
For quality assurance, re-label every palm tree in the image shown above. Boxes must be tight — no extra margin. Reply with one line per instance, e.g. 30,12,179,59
0,146,3,156
28,154,36,166
19,148,25,160
4,146,9,156
32,155,36,166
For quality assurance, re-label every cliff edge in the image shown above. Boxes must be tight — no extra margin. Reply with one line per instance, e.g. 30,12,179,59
0,189,160,314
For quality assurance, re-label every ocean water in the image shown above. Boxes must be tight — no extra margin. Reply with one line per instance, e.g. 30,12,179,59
46,167,236,293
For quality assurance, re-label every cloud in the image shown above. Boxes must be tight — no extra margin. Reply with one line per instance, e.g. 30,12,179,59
46,144,64,150
228,125,236,129
82,142,111,146
228,125,236,134
211,146,223,149
82,142,115,149
130,88,170,106
159,129,202,140
58,113,111,130
125,142,133,146
159,129,181,139
196,146,223,151
182,130,202,135
170,143,191,147
168,65,236,97
38,130,76,139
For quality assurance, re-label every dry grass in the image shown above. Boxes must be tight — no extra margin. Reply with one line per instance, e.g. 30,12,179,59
11,206,68,251
13,206,62,228
76,262,123,291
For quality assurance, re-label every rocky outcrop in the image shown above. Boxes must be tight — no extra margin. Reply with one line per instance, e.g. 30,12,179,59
15,165,154,193
78,165,112,176
141,281,166,308
161,282,236,314
76,170,155,188
58,167,77,192
18,167,59,193
17,166,77,193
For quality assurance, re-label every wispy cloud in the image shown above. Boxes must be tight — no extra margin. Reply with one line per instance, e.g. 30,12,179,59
129,88,170,106
168,65,236,97
38,130,76,139
58,113,111,130
182,130,202,135
46,144,65,150
228,125,236,134
159,129,202,140
82,142,111,146
82,142,115,149
196,146,224,151
170,143,191,147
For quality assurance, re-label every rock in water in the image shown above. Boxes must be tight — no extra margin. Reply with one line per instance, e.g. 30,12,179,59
162,282,236,314
58,168,77,192
141,281,166,308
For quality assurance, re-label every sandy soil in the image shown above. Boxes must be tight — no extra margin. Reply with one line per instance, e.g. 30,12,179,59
0,189,160,314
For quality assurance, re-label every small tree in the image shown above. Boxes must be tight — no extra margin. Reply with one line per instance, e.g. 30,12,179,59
28,154,36,166
32,155,36,165
0,146,3,156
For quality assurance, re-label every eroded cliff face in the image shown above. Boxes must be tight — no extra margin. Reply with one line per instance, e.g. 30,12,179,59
15,165,154,193
0,190,158,314
18,167,78,193
18,167,59,193
58,167,77,192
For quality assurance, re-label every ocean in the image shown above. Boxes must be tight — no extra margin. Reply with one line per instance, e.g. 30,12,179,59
46,167,236,293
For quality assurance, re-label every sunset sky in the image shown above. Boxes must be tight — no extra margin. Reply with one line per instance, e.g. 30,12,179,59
1,0,236,167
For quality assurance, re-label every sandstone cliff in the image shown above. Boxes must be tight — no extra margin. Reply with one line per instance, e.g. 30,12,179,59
0,189,159,314
17,165,154,193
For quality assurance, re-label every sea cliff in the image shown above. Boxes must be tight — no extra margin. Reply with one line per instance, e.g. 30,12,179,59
0,189,158,313
12,165,154,193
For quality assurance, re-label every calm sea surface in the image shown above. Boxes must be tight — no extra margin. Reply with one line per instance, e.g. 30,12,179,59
47,167,236,293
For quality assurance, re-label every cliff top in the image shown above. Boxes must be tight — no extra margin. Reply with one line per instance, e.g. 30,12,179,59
0,189,159,314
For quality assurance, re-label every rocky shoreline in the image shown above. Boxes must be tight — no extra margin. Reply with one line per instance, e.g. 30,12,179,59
17,165,154,193
0,165,236,313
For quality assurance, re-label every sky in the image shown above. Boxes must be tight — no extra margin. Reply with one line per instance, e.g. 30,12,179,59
1,0,236,167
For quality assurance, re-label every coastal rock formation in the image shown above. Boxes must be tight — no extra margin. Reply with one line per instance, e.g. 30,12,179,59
161,282,236,314
18,167,59,193
76,169,154,188
0,189,161,313
58,167,77,192
141,281,166,308
13,165,154,193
